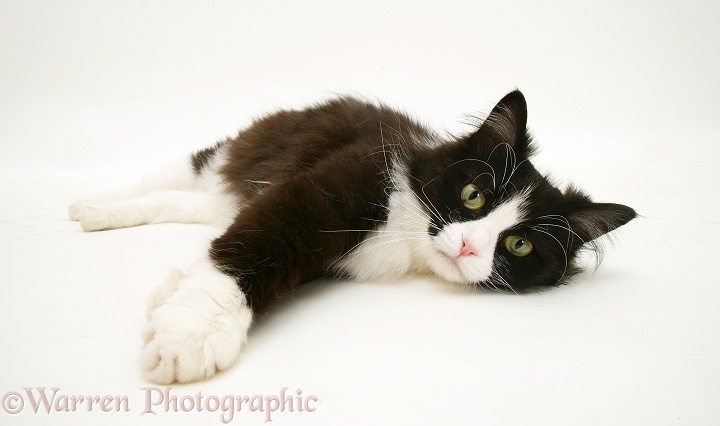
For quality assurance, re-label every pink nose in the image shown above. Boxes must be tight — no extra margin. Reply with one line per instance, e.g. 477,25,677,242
460,238,477,256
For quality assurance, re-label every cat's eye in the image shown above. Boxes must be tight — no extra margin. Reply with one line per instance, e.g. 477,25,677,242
504,235,534,257
460,184,485,210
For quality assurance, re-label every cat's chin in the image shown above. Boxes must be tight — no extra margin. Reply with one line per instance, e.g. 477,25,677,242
429,250,479,286
425,244,501,287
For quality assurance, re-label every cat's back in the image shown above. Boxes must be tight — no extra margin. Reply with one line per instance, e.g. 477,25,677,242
220,96,428,196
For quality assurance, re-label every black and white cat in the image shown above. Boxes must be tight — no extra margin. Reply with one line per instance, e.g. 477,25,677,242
69,90,636,384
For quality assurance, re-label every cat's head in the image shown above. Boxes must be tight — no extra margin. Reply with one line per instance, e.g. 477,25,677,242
408,90,636,292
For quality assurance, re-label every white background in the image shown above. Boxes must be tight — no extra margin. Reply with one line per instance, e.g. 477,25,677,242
1,0,719,424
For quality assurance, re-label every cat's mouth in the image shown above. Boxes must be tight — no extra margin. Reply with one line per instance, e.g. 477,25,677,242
432,244,495,285
435,250,473,284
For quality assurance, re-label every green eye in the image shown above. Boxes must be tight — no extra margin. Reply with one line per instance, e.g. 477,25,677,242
504,235,534,257
460,183,485,210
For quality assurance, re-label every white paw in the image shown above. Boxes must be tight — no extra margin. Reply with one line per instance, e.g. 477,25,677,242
77,205,114,231
68,196,116,231
69,196,104,222
68,199,87,221
145,268,184,318
73,202,143,231
141,258,253,384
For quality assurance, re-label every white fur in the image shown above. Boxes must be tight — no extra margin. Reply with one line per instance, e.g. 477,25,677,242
69,149,526,383
70,148,254,383
429,195,526,283
141,256,253,384
337,171,528,285
334,179,432,281
68,157,199,220
69,147,239,230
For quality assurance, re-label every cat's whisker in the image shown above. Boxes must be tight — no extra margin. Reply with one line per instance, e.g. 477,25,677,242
70,91,636,386
537,212,603,270
438,158,497,189
377,122,394,175
531,228,570,285
397,196,439,229
483,279,504,294
330,232,418,261
485,142,528,197
535,214,580,247
471,172,495,184
374,190,440,233
502,145,513,188
319,229,428,238
328,234,431,270
487,142,514,187
532,220,586,245
375,123,446,230
500,158,529,195
480,256,518,295
394,176,447,227
489,272,517,295
408,181,446,227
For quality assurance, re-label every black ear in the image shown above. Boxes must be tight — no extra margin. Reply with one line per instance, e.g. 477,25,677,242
474,90,529,154
566,202,637,243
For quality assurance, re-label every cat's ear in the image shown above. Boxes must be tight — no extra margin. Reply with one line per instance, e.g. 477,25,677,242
566,202,637,243
473,90,530,154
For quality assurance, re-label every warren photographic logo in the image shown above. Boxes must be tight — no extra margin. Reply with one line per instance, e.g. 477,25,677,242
2,386,318,423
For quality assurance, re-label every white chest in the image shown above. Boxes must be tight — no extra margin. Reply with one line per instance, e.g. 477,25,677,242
333,188,432,281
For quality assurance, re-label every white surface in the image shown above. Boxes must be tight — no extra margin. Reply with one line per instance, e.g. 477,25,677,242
1,1,719,425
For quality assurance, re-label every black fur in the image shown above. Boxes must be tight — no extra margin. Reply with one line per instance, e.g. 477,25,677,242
190,142,222,174
211,98,423,314
409,91,636,291
208,91,636,314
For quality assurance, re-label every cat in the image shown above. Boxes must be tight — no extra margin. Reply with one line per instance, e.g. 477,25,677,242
68,90,636,384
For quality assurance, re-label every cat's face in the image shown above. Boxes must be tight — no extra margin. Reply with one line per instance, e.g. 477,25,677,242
409,91,636,292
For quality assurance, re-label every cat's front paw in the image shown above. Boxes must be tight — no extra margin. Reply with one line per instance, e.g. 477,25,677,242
141,259,253,384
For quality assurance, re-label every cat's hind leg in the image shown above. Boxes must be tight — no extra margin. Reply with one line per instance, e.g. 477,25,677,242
68,157,201,221
71,144,237,231
76,189,236,231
